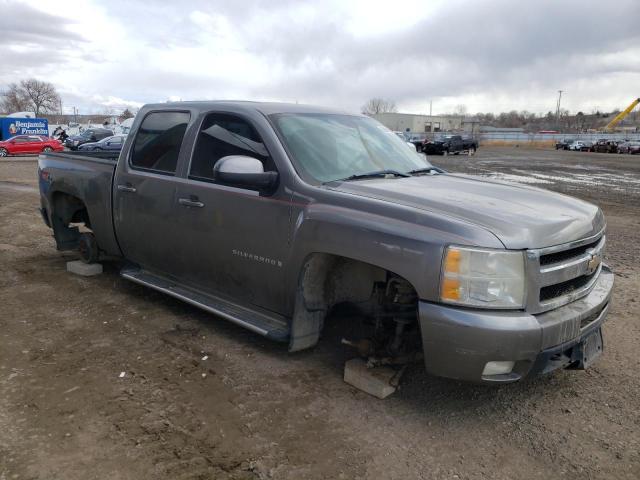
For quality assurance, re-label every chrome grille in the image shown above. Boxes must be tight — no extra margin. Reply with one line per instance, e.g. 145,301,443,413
525,231,605,314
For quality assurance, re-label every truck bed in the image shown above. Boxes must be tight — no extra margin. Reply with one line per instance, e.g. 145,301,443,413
38,149,121,257
41,150,120,163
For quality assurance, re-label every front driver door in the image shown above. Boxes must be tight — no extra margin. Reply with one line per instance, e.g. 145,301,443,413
11,136,29,154
172,112,291,314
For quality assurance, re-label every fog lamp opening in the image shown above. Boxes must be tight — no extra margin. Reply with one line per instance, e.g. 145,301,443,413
482,361,515,376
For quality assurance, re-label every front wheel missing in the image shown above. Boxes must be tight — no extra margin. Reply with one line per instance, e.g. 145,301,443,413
78,232,99,264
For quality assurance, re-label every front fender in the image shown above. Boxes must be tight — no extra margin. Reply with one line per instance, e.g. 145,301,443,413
284,195,503,311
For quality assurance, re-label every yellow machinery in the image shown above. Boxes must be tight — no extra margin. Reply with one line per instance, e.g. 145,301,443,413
604,97,640,131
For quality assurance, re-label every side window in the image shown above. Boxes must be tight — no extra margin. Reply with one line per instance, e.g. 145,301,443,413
130,111,190,175
189,113,273,182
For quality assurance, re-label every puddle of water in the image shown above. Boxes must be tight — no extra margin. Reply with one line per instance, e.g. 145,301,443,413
474,169,640,196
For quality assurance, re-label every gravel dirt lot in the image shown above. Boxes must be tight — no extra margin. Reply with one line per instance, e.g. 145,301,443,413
1,147,639,479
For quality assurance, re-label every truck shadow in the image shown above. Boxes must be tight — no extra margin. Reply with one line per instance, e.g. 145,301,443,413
106,263,579,421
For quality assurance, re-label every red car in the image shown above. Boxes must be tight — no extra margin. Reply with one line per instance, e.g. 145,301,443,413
0,135,64,157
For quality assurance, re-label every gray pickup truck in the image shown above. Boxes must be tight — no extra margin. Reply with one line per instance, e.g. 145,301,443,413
38,101,613,384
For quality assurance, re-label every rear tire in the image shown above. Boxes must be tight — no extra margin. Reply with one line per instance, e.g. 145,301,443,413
0,148,7,157
78,232,99,264
42,146,53,153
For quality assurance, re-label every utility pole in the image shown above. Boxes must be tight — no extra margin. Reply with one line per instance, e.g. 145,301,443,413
429,100,433,117
556,90,563,127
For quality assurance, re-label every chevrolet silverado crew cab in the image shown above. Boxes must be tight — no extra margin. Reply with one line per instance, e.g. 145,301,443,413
38,101,613,384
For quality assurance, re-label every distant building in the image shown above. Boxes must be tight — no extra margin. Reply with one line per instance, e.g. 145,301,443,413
372,112,464,133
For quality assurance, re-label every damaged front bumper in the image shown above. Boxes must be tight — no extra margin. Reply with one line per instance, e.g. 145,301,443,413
418,265,614,383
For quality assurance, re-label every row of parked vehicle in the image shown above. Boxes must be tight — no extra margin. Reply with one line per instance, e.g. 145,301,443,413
555,138,640,154
0,129,127,157
62,128,126,151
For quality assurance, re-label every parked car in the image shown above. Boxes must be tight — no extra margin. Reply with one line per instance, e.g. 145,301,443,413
422,134,475,155
617,141,640,154
78,135,127,152
65,128,114,150
578,141,593,152
569,141,587,151
461,135,479,153
0,135,63,157
38,101,613,385
406,133,428,152
555,138,575,150
592,139,618,154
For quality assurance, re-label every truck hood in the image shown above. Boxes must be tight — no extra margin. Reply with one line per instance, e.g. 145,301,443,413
331,173,604,249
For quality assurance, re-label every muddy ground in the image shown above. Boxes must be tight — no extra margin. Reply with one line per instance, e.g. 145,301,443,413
1,147,639,479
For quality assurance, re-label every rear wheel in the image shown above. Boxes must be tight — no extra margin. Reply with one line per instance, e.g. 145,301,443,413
42,146,53,153
0,148,7,157
78,232,99,264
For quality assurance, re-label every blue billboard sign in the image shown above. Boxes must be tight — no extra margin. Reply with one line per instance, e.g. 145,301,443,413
0,118,49,140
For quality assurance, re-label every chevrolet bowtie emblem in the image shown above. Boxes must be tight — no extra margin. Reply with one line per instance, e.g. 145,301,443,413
586,252,601,275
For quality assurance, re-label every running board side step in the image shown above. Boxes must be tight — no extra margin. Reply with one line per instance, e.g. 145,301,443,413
120,267,290,342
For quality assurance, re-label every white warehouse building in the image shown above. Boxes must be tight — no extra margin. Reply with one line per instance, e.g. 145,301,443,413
372,112,465,133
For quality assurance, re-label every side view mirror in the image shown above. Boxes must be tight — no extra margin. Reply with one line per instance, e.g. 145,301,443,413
213,155,278,190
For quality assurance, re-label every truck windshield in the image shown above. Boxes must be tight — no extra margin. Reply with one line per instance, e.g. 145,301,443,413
272,113,431,184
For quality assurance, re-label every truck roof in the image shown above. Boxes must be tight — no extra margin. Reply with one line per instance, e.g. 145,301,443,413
142,100,358,117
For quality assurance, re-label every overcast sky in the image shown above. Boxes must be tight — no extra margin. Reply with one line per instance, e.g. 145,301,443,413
1,0,639,116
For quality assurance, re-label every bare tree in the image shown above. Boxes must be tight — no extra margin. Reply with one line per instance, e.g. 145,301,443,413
361,97,398,115
453,104,468,116
1,79,61,117
119,108,135,121
0,85,30,113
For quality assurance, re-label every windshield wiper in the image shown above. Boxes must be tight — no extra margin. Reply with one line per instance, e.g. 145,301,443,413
407,167,440,175
328,169,411,183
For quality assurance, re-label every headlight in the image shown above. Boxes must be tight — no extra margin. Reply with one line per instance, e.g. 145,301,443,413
440,246,525,309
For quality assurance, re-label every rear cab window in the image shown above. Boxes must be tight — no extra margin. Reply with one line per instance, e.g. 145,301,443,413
130,111,190,175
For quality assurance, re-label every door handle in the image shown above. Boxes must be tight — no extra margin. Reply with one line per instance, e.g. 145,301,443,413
117,184,137,193
178,197,205,208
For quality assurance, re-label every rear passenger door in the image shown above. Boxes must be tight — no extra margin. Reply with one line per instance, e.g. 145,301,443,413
172,112,291,313
113,110,192,277
26,136,43,154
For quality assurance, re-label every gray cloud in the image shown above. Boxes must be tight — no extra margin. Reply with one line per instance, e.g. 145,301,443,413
237,0,640,107
0,1,84,44
1,0,638,114
0,1,86,84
